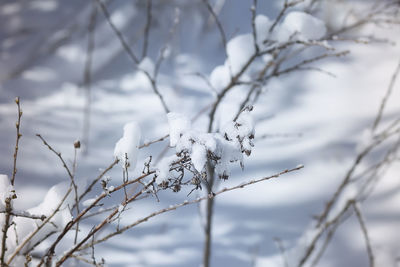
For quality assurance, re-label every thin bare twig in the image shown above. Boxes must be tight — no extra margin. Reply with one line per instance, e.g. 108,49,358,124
78,165,304,250
1,98,22,265
78,158,119,202
372,56,400,132
7,186,72,265
36,134,74,180
139,134,169,149
0,210,45,221
141,0,152,60
95,0,170,113
353,203,375,267
274,237,289,267
94,0,139,64
269,0,304,34
11,97,22,186
250,0,259,53
298,200,354,267
202,0,227,50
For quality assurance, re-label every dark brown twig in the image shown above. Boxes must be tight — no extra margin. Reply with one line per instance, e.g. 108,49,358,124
11,97,22,186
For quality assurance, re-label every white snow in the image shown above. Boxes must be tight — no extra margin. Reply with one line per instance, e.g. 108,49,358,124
83,197,97,207
277,11,327,41
167,113,191,147
191,143,207,172
210,64,231,91
0,174,13,208
255,14,272,47
114,121,141,169
156,154,179,183
226,33,256,74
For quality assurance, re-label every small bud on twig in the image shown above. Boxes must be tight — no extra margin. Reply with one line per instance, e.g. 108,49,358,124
74,140,81,149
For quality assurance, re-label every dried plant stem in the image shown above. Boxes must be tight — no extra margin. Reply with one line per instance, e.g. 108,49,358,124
298,200,354,267
0,210,45,221
78,158,119,202
139,134,169,149
54,176,159,266
372,56,400,132
269,0,304,34
95,0,170,113
353,203,375,267
6,187,72,265
37,170,155,267
203,161,215,267
141,0,152,59
1,198,12,266
1,98,22,266
36,134,74,180
94,0,139,64
202,0,227,51
11,97,22,186
274,237,289,267
78,165,304,251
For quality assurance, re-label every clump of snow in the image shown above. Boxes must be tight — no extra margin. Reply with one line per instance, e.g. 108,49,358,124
156,154,179,183
83,198,97,207
114,121,141,169
226,33,256,74
167,113,191,147
0,174,13,208
210,64,231,91
10,182,73,255
221,108,255,157
163,108,255,182
255,14,273,48
277,11,327,41
191,143,207,172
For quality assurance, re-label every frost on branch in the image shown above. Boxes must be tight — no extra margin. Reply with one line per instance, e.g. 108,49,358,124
155,108,255,192
114,121,141,169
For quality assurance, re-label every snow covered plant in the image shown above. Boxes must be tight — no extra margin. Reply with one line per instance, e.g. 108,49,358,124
1,0,399,266
0,98,301,267
156,107,255,193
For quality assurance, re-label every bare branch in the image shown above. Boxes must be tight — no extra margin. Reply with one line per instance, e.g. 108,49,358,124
372,56,400,132
94,0,139,64
141,0,153,60
11,97,22,186
36,134,74,180
78,165,304,250
202,0,227,51
353,203,375,267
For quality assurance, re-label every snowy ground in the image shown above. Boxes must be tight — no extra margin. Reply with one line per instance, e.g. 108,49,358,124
1,1,400,266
